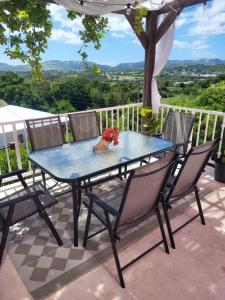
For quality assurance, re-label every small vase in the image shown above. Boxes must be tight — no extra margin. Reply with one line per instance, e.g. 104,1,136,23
93,139,110,151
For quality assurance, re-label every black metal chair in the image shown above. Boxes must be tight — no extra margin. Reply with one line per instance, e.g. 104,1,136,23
26,116,65,186
68,111,100,191
68,111,100,142
0,169,63,265
83,153,177,288
159,111,195,157
161,139,220,250
140,111,195,169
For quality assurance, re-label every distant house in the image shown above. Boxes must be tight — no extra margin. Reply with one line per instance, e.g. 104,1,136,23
0,105,53,147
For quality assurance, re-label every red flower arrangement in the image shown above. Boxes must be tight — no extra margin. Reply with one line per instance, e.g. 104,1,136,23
93,128,119,151
102,128,119,145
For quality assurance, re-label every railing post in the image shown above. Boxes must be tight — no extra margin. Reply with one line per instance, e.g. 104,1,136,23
12,123,22,169
218,116,225,157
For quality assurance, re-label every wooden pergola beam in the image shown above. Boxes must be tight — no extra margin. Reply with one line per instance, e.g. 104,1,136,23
114,0,210,16
125,12,148,49
143,11,158,107
157,0,211,15
156,8,181,44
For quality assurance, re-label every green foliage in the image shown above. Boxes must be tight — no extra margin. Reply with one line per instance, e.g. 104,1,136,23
0,2,150,78
0,72,138,112
140,106,158,135
0,99,7,107
0,0,52,79
0,145,29,174
67,11,109,67
133,7,148,35
0,2,110,77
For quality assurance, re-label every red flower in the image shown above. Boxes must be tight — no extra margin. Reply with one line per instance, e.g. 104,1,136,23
102,128,119,144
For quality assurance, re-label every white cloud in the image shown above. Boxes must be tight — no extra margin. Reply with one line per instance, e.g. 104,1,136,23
48,4,82,33
132,39,140,45
173,40,189,49
175,0,225,36
51,29,81,45
48,4,134,44
174,39,209,50
173,38,212,58
111,32,126,38
107,14,132,37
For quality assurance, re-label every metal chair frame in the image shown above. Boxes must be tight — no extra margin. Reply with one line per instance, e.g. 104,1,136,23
0,169,63,265
83,154,177,288
26,116,65,187
160,110,196,156
161,139,220,249
68,111,100,142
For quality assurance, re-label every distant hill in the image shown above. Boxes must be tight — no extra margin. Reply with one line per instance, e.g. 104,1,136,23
0,58,224,72
167,58,225,65
115,61,144,70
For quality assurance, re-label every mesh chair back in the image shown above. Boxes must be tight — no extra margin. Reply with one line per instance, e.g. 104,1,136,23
26,116,65,151
116,153,176,230
172,139,220,197
68,111,100,141
162,111,195,155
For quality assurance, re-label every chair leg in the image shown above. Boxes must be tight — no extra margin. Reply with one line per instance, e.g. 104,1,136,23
0,204,15,266
32,164,36,184
83,200,93,248
156,209,169,254
161,199,176,249
88,178,92,192
84,180,88,194
194,187,206,225
40,209,63,246
118,167,123,181
41,171,46,188
34,197,63,246
104,211,125,288
124,165,127,178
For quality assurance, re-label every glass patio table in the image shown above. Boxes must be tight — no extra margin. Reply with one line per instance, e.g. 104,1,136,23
28,131,175,247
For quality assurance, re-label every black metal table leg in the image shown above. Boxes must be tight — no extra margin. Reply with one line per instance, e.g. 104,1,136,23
71,182,79,247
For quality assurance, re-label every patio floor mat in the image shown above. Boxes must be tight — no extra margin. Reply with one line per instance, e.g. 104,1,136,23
5,179,209,300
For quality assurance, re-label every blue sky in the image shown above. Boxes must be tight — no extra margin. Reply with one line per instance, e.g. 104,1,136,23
0,0,225,66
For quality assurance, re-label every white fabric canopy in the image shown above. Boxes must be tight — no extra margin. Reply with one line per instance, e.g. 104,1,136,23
151,15,175,113
53,0,174,16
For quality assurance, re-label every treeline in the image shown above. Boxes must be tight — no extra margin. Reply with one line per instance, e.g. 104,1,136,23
161,80,225,112
158,73,225,101
0,72,140,113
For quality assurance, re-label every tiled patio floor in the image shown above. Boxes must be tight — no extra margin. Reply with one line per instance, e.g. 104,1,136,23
0,167,224,300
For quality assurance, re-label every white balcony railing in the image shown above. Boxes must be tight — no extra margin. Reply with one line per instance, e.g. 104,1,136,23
0,103,225,181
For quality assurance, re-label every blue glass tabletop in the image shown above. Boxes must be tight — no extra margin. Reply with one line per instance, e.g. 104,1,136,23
28,131,175,182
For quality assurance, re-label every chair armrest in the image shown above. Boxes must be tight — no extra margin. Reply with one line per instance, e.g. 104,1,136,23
87,192,119,216
153,133,162,138
175,142,185,148
0,190,44,208
0,168,27,188
0,169,26,180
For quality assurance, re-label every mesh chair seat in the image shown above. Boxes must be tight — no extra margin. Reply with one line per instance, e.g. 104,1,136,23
0,182,57,230
83,181,125,225
161,138,220,250
162,111,195,156
68,111,100,141
26,116,65,151
83,153,176,288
